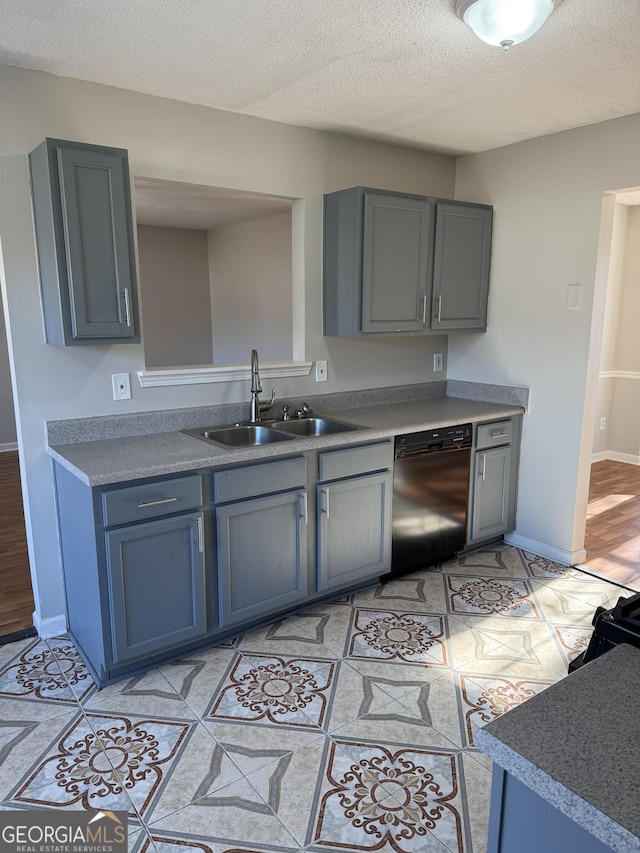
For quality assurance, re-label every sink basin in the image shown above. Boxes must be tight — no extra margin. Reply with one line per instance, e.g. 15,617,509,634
270,417,362,437
184,425,295,448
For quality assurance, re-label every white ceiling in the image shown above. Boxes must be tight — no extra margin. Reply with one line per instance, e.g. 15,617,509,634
1,0,639,156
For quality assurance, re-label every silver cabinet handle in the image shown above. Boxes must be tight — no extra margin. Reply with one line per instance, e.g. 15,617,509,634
436,294,442,323
123,288,132,327
196,514,204,554
479,453,486,481
136,496,179,509
320,487,330,518
490,431,510,439
299,492,308,523
421,295,427,324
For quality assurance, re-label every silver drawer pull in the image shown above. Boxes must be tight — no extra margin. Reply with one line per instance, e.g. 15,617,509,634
137,496,179,509
490,432,510,439
320,488,330,518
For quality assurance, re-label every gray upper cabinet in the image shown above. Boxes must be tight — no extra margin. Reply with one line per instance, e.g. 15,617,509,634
324,186,434,337
323,186,492,338
431,202,492,332
29,138,140,345
362,193,433,333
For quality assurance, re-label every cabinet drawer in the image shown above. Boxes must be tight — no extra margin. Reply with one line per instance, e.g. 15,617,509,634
214,456,306,503
476,420,513,450
102,474,202,526
318,440,393,482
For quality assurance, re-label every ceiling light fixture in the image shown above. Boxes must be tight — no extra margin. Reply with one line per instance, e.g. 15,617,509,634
455,0,562,49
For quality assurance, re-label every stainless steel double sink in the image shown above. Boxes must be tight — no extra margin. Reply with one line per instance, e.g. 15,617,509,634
183,416,365,449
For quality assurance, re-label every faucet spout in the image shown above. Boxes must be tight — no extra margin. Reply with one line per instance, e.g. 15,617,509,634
249,349,275,423
250,348,262,394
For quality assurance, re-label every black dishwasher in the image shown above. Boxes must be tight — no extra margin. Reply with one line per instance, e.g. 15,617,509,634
390,424,472,576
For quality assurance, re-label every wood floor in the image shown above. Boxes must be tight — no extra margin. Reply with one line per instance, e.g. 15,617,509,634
0,451,34,639
581,459,640,591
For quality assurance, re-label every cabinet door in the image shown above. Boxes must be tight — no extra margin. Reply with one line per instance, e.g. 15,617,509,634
317,471,392,591
431,203,492,331
217,491,308,629
29,138,139,345
106,512,207,664
362,193,434,333
470,446,512,543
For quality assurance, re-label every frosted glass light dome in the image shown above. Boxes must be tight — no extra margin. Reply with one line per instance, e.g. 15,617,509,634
455,0,559,49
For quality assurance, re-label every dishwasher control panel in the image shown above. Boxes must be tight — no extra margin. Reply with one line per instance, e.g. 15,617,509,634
394,423,472,458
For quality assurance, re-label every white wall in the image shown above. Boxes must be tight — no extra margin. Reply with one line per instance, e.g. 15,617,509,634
451,113,640,565
137,225,213,367
0,302,17,448
0,66,453,633
209,212,293,364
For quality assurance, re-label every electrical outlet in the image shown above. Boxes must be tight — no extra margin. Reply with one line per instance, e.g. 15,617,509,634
315,360,328,382
433,352,444,372
112,373,131,401
600,417,606,430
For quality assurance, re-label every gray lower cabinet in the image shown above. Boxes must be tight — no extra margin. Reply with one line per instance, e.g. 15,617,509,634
216,490,308,629
316,440,394,591
54,438,392,685
468,418,520,546
431,202,492,332
29,138,139,345
323,186,492,338
486,767,612,853
54,464,207,685
317,471,391,591
106,512,207,665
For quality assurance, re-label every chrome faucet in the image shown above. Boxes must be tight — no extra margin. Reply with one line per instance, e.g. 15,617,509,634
249,349,275,423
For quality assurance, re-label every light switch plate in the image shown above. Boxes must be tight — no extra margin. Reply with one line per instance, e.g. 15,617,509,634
433,352,444,372
315,360,328,382
112,373,131,400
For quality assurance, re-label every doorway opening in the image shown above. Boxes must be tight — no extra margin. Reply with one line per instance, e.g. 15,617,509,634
578,187,640,592
0,284,35,641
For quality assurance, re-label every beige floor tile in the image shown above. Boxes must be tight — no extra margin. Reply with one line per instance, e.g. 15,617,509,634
354,571,447,614
83,669,196,719
147,775,300,850
236,613,342,660
330,671,462,750
0,707,78,801
443,545,528,579
159,648,238,718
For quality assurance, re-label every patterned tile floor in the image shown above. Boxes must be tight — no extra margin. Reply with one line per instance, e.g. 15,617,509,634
0,545,631,853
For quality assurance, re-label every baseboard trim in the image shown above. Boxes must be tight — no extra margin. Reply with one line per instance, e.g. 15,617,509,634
0,442,18,453
32,612,67,639
504,533,586,568
591,451,640,465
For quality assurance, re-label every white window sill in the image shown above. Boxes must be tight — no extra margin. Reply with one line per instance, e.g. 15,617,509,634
137,361,313,388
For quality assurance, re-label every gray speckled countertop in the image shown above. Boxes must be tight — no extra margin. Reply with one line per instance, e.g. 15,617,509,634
48,396,524,486
476,643,640,853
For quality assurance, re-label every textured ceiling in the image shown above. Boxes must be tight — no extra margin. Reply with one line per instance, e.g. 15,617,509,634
1,0,639,156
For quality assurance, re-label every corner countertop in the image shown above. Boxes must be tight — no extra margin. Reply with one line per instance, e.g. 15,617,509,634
48,396,524,487
476,643,640,853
